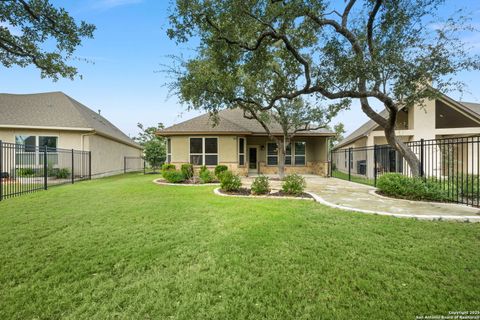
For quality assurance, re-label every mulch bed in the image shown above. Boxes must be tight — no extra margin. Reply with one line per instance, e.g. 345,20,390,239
221,188,312,199
158,178,219,185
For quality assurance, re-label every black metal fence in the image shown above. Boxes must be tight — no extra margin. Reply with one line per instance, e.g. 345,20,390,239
0,141,91,200
331,136,480,207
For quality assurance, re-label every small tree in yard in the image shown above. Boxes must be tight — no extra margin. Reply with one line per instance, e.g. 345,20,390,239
134,123,166,172
0,0,95,80
168,0,480,177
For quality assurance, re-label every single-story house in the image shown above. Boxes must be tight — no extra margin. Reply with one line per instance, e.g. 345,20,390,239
157,108,334,176
333,89,480,178
0,92,143,177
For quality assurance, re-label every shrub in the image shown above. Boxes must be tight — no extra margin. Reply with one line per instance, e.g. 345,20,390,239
282,174,306,195
199,165,208,175
17,168,35,177
251,175,270,195
162,170,185,183
181,164,194,180
220,170,241,192
161,163,176,174
199,169,215,184
214,165,228,178
377,173,449,202
55,168,70,179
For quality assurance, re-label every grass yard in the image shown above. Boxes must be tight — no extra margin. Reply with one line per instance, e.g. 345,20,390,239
0,174,479,319
332,169,375,186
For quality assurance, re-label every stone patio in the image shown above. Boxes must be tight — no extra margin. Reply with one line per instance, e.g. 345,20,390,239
242,175,480,221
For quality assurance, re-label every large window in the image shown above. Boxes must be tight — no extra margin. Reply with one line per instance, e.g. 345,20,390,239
15,135,36,152
189,137,218,165
267,143,278,165
39,136,58,151
238,137,245,166
15,135,59,165
267,141,306,166
167,138,171,164
294,142,306,165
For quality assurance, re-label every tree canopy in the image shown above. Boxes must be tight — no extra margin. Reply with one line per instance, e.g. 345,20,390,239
0,0,95,80
168,0,480,176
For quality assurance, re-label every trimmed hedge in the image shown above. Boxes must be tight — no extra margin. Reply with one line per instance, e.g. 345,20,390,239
282,174,306,195
377,173,449,202
214,165,228,178
161,164,176,172
162,170,185,183
251,175,270,195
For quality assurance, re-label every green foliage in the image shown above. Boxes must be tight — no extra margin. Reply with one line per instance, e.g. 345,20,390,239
162,170,185,183
282,174,306,196
251,175,270,195
328,123,346,150
214,165,228,178
55,168,70,179
219,171,241,192
181,164,194,180
17,168,35,177
162,164,176,172
199,169,215,184
0,1,95,80
377,173,449,202
144,139,165,171
199,165,208,175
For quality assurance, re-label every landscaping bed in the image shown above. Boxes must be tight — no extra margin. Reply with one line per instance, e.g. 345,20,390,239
218,187,313,199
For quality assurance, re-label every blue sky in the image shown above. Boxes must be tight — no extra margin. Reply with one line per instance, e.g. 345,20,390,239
1,0,479,139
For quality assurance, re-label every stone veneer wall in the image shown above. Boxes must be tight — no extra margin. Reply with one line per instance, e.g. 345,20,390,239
258,161,329,176
169,162,249,176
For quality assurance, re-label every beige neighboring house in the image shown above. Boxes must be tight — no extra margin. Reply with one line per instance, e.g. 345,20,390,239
0,92,143,177
333,89,480,178
157,108,334,176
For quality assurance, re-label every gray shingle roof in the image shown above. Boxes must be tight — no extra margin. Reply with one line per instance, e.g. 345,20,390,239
160,108,334,136
0,92,141,149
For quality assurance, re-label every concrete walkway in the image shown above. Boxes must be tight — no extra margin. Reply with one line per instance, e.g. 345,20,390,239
241,175,480,221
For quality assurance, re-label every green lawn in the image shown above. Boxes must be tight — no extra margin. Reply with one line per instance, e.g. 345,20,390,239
0,174,479,319
332,169,376,186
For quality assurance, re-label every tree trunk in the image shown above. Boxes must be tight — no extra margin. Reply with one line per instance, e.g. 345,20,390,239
384,126,421,177
276,139,286,179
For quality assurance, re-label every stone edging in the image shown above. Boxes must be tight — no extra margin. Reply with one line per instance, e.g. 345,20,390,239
153,179,220,187
213,188,314,201
309,192,480,223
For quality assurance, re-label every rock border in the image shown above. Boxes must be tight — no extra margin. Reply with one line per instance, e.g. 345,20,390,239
213,187,314,201
153,178,220,187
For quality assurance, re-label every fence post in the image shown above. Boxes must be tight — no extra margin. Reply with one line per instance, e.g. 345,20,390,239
373,144,377,187
143,159,146,175
420,138,425,178
44,146,48,190
89,151,92,180
348,147,352,181
0,140,3,201
71,149,74,184
124,157,126,174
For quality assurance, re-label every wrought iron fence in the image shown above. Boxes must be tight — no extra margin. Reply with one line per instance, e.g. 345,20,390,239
0,141,91,200
330,136,480,207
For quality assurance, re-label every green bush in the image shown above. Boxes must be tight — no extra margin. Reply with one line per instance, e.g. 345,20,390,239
199,169,215,184
181,164,194,180
55,168,70,179
199,165,208,175
282,174,306,195
220,170,241,192
163,170,185,183
214,165,228,178
377,173,449,202
251,175,270,195
162,163,176,172
17,168,35,177
457,174,479,198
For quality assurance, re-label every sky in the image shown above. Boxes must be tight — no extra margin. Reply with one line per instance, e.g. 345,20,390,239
1,0,480,139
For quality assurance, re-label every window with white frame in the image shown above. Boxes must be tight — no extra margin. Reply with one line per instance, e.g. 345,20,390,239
294,141,306,165
189,137,218,166
167,138,171,163
267,142,278,165
238,137,245,166
15,135,58,165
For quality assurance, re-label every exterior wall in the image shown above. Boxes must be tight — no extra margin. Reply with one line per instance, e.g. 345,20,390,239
0,128,86,149
168,134,330,176
87,134,143,177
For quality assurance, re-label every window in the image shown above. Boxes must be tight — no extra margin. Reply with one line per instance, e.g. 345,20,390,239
39,136,58,165
15,135,36,165
238,138,245,166
285,144,292,165
294,142,306,165
267,142,278,165
189,137,218,166
167,138,171,164
15,135,36,152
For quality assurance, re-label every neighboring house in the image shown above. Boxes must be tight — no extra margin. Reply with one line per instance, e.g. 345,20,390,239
333,89,480,178
157,108,334,176
0,92,143,177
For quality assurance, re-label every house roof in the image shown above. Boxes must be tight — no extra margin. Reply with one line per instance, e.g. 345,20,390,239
0,92,142,149
158,108,334,136
334,90,480,150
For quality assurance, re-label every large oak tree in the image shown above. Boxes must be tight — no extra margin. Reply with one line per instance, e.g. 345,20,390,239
168,0,480,176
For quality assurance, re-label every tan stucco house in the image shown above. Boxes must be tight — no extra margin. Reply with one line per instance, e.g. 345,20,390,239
157,108,333,176
333,90,480,178
0,92,143,177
